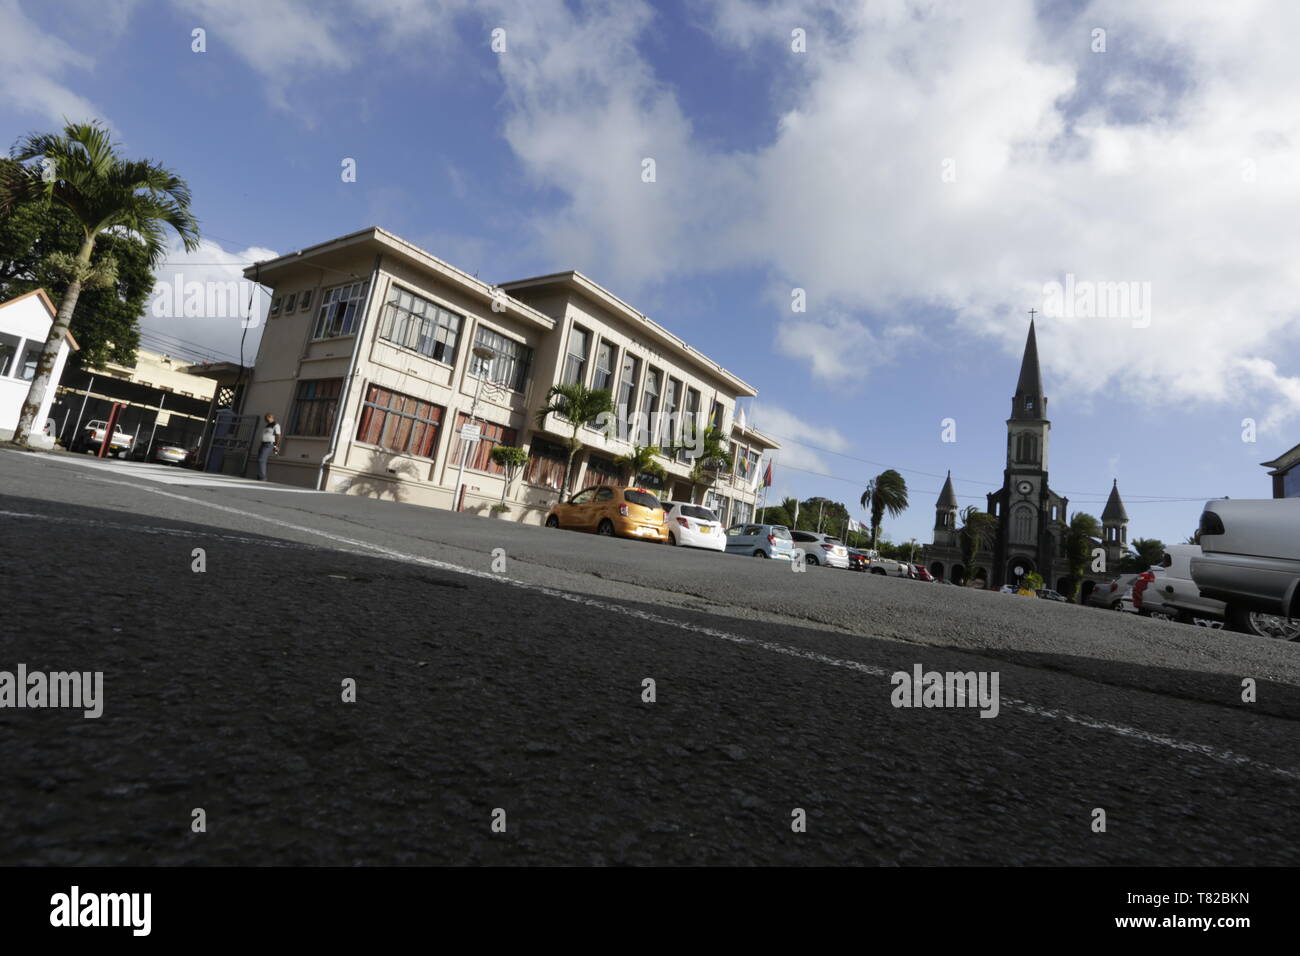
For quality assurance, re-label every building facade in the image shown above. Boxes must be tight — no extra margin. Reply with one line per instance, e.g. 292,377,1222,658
0,289,78,447
925,320,1129,592
1260,443,1300,498
238,228,777,523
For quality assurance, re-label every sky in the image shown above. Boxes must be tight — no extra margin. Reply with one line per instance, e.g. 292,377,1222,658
3,0,1298,547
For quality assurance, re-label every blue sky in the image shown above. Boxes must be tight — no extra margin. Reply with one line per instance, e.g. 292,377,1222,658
3,0,1298,547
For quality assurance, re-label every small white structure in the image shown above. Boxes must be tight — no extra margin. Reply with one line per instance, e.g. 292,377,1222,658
0,289,79,448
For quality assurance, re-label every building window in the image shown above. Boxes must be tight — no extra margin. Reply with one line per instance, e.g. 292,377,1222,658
662,377,680,449
678,387,701,462
289,378,342,436
585,454,621,487
284,292,298,313
471,326,533,392
732,499,753,526
641,368,661,445
523,438,569,490
355,385,444,458
448,412,518,473
591,340,615,393
377,286,463,364
1015,433,1038,463
19,343,40,381
561,325,591,385
0,333,20,378
270,296,282,316
1012,506,1034,544
299,289,313,312
617,352,640,433
313,280,370,339
710,399,725,430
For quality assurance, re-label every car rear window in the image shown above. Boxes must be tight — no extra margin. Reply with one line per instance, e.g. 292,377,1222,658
623,490,662,510
771,526,792,539
679,505,716,520
826,537,843,546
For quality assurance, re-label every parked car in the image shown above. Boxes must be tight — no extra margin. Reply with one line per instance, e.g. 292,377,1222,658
151,441,192,466
1191,499,1300,640
661,501,725,551
544,486,668,543
867,557,913,577
1036,589,1068,602
1139,545,1226,625
847,548,871,572
725,523,796,560
913,564,935,582
76,420,133,457
1085,574,1140,611
997,584,1020,594
790,530,851,568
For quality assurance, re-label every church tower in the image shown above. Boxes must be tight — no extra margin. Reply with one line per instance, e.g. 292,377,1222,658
988,317,1068,588
933,471,959,548
1101,479,1129,570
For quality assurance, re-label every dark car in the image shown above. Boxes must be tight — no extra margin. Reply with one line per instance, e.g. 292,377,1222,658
1036,588,1068,602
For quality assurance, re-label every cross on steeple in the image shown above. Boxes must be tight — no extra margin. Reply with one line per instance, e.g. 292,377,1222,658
1028,308,1037,321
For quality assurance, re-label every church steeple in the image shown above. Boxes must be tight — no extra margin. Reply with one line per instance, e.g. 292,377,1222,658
1011,318,1047,421
1102,479,1128,522
934,471,959,536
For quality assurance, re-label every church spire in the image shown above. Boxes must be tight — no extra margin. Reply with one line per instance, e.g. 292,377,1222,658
1011,315,1047,420
1102,478,1128,522
936,470,958,509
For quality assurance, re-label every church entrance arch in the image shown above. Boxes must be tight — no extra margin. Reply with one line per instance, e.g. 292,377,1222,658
1006,556,1035,587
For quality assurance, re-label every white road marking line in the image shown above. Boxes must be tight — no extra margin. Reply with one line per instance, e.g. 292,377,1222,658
9,465,1299,782
0,511,329,552
24,452,318,492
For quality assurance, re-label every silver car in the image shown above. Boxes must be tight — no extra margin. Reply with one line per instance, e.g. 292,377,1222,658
1139,545,1225,626
789,530,851,569
1191,499,1300,640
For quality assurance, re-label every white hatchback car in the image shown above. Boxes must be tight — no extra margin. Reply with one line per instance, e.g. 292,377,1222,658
661,501,726,551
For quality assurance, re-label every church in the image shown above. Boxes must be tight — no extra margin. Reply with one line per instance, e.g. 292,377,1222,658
924,320,1129,591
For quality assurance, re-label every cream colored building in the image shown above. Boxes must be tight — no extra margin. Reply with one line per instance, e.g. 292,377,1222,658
240,227,778,525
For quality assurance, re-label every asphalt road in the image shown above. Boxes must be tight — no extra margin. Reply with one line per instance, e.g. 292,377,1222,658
1,449,1297,865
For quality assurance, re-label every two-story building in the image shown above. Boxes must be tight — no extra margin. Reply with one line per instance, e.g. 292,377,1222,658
239,227,777,524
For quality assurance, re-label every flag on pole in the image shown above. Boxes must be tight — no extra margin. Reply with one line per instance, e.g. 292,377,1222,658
762,459,773,488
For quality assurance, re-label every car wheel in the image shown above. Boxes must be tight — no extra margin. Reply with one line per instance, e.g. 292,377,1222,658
1227,605,1300,641
1110,601,1123,611
871,568,886,576
545,515,560,528
753,550,768,558
805,553,818,566
669,532,678,546
597,519,615,536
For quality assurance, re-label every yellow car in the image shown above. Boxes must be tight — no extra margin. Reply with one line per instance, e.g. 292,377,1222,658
544,485,668,542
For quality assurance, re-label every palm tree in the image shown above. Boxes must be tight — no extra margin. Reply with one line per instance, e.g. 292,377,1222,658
614,443,666,485
2,121,201,446
1064,512,1102,600
1120,537,1166,572
958,505,996,586
534,382,614,500
860,469,909,551
673,426,732,504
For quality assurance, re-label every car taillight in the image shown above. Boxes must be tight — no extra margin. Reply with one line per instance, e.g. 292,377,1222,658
677,517,690,528
767,534,777,545
618,505,629,516
821,543,833,550
1199,511,1225,536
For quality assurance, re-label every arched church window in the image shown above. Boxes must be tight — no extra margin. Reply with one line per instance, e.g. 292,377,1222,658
1012,506,1034,544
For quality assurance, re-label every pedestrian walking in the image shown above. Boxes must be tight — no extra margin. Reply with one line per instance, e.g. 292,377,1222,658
256,413,281,481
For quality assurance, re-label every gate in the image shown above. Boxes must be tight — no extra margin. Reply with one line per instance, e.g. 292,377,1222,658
203,410,258,476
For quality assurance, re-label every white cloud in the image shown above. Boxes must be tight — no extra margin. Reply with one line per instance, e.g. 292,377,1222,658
0,0,105,124
141,238,278,364
748,400,852,487
481,0,1300,423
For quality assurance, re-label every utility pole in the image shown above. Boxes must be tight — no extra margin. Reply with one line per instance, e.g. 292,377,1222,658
816,498,825,533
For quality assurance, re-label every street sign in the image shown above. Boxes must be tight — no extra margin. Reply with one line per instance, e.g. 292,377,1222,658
459,424,482,441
